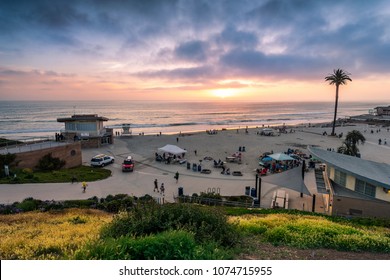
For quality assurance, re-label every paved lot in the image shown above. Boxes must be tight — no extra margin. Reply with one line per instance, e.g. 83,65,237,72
0,139,323,213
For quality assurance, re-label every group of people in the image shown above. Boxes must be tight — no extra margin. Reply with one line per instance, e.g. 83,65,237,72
155,152,185,164
206,129,218,135
153,179,165,194
54,132,65,141
259,159,301,175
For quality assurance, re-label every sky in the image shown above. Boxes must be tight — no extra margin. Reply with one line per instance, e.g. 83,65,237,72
1,0,390,102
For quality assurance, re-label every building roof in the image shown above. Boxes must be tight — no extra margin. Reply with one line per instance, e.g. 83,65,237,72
57,114,108,122
308,146,390,190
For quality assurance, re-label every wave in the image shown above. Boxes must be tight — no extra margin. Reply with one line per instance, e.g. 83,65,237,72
125,117,301,129
0,128,60,134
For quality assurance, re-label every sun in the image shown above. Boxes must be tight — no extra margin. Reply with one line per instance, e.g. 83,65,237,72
211,88,236,99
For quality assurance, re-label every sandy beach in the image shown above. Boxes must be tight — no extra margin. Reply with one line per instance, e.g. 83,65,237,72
81,123,390,208
1,122,390,211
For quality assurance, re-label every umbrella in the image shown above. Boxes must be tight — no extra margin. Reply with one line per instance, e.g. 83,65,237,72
268,153,295,161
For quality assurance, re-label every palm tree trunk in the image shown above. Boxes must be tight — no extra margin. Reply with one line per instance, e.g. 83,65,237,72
331,85,339,136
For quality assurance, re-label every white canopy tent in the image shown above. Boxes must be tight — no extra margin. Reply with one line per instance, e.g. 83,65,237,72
158,144,187,155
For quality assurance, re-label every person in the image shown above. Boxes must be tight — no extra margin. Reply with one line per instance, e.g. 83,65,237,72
174,171,179,183
154,179,159,192
379,138,382,145
71,175,77,184
160,183,165,194
81,181,88,193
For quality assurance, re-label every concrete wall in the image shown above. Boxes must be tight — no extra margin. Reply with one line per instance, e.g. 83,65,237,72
332,195,390,218
14,142,82,170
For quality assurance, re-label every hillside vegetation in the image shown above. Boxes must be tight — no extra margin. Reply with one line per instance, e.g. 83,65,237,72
1,201,390,260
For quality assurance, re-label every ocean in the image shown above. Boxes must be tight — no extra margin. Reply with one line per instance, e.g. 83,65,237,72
0,100,380,140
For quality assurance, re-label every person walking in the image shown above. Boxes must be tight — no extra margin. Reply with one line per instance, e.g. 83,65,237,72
160,183,165,194
81,181,88,193
154,179,159,192
174,171,179,183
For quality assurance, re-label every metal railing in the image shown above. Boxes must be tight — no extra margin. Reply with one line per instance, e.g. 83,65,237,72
174,195,258,208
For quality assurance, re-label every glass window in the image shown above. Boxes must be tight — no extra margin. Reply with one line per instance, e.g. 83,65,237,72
355,179,376,198
334,170,346,186
355,179,365,193
365,183,376,197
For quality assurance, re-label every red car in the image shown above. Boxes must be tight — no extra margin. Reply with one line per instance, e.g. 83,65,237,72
122,156,134,172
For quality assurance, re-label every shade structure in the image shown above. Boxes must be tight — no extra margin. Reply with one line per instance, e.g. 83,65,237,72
268,153,295,161
263,167,311,195
158,144,187,155
261,156,273,162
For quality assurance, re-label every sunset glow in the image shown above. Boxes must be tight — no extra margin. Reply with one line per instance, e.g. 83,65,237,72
0,0,390,102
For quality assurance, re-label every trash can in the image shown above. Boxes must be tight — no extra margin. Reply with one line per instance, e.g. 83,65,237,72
187,162,191,169
245,186,251,196
178,187,184,196
192,163,197,171
250,188,257,197
197,164,202,172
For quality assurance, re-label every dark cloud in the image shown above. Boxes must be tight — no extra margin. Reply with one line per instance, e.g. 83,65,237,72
1,0,390,82
135,66,214,81
220,49,326,79
174,40,209,62
217,26,258,49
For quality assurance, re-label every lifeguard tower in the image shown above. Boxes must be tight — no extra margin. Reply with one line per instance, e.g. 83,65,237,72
121,123,132,137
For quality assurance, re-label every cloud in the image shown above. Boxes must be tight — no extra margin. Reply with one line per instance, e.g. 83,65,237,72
216,26,258,49
1,0,390,100
174,40,209,62
135,66,214,81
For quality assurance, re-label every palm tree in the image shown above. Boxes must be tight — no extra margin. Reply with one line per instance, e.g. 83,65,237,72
325,69,352,136
337,140,355,156
345,130,365,146
337,130,365,157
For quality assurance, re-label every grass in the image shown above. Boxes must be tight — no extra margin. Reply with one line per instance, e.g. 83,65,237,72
1,205,390,260
0,209,112,259
233,214,390,253
0,165,111,184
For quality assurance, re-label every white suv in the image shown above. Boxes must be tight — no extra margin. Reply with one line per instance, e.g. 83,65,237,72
90,154,115,167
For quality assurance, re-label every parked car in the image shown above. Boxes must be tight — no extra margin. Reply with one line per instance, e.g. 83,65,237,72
122,156,135,172
90,154,115,167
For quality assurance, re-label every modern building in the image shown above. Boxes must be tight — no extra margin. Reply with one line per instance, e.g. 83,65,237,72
57,114,114,148
308,146,390,218
372,105,390,116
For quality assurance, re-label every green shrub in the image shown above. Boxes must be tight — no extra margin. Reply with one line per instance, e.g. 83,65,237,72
75,230,233,260
15,198,42,212
36,153,66,171
101,203,240,247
